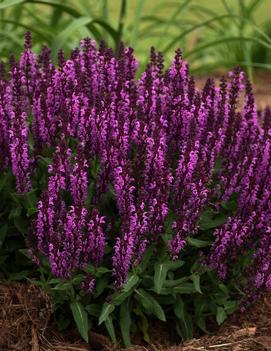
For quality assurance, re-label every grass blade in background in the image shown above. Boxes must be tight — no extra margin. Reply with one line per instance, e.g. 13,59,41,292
0,0,271,76
162,14,238,53
0,19,48,40
129,0,145,49
156,0,191,50
0,0,24,10
185,36,271,59
116,0,127,50
101,0,108,42
26,0,102,39
51,16,94,60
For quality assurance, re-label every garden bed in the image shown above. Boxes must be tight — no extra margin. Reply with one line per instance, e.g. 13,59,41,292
1,282,271,351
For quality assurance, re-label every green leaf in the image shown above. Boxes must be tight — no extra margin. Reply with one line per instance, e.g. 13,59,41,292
49,5,63,27
52,16,94,59
196,317,207,332
70,301,89,343
141,275,154,289
47,278,62,285
135,289,166,321
85,264,111,276
72,274,84,285
14,216,28,234
151,287,172,295
129,0,145,49
25,0,118,44
0,171,12,192
120,302,132,347
97,266,111,274
163,14,238,52
191,274,202,294
194,296,208,316
199,208,228,230
174,297,185,321
156,0,192,50
11,189,38,211
27,207,38,217
123,274,139,292
154,263,168,294
164,277,189,288
153,260,185,294
0,0,24,10
99,302,115,325
93,276,109,297
9,206,21,219
52,281,73,291
221,193,238,212
133,306,150,343
165,260,185,271
186,36,271,59
216,307,226,325
173,282,197,294
85,304,101,317
93,18,118,42
156,295,176,305
164,211,176,234
224,300,238,314
136,245,153,274
174,297,194,340
187,237,211,248
8,270,30,281
218,283,229,297
111,289,133,306
115,0,127,51
214,294,228,306
0,224,8,247
37,155,52,166
104,316,117,344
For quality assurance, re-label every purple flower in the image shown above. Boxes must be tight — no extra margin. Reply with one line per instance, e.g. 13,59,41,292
81,273,95,294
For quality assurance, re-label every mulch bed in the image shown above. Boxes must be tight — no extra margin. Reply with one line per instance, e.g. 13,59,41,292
1,282,271,351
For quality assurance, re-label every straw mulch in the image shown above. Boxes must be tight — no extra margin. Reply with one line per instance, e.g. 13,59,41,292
0,282,88,351
1,282,271,351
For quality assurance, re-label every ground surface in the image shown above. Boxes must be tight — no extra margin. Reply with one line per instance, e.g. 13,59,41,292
1,282,271,351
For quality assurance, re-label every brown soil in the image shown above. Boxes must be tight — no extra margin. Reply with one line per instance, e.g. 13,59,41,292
1,282,271,351
251,72,271,109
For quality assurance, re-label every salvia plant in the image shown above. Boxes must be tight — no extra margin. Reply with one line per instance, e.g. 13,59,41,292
0,33,271,346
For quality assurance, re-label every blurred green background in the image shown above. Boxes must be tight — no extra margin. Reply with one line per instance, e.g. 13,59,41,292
1,0,271,77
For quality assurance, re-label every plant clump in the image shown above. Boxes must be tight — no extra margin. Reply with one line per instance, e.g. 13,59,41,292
0,33,271,345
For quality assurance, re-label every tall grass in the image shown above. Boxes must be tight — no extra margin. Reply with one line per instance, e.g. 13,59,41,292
0,0,270,76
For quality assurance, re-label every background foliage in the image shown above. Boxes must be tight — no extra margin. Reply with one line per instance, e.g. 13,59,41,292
0,0,271,77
